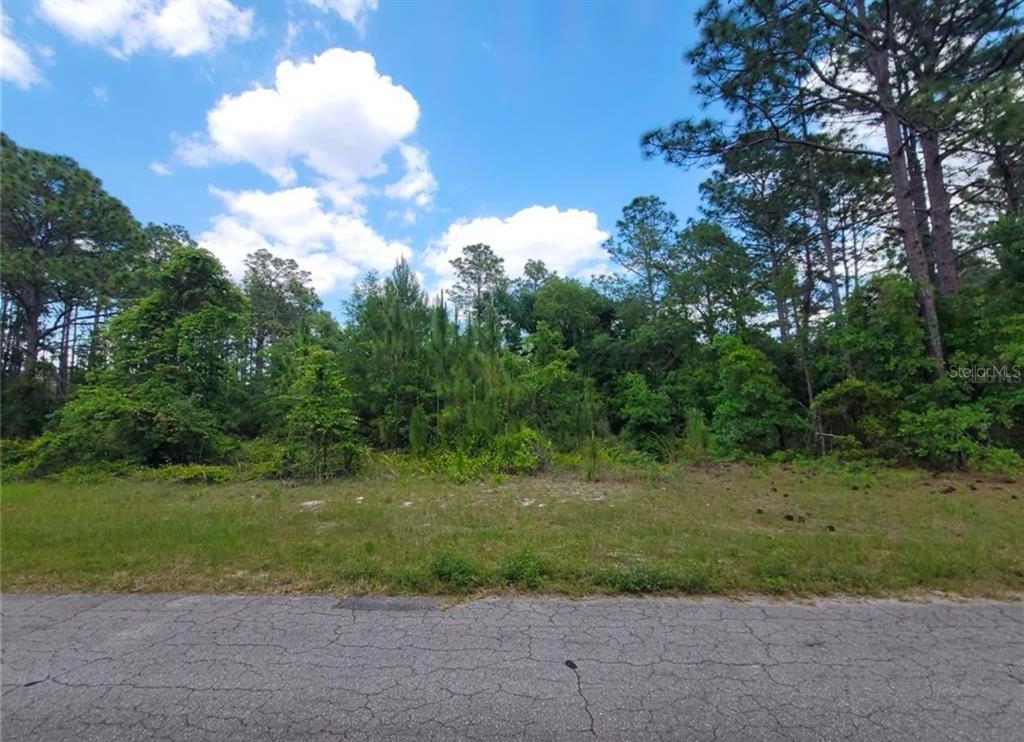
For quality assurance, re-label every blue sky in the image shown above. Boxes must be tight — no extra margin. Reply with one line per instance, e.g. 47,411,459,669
1,0,706,311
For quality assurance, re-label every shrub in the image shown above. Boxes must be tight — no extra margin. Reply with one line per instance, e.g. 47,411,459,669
37,383,227,472
896,405,992,468
682,407,711,459
487,427,551,474
711,336,804,455
596,563,715,594
144,464,234,484
235,437,288,479
0,438,32,469
501,549,544,589
284,347,360,481
428,450,488,483
431,550,480,590
969,446,1023,478
614,372,671,454
812,378,896,455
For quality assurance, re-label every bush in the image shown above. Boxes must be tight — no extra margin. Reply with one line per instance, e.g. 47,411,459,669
596,563,715,594
37,383,227,472
614,372,671,454
235,437,288,479
969,446,1023,478
285,347,359,481
0,438,32,469
896,405,992,468
425,428,552,482
711,336,803,456
427,450,488,483
682,407,711,459
487,427,551,474
501,549,544,589
431,550,480,590
813,378,896,454
143,464,234,484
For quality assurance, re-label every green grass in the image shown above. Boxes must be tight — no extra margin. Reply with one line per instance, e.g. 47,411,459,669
2,462,1022,596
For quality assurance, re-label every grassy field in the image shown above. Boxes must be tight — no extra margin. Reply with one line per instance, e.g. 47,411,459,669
2,462,1022,596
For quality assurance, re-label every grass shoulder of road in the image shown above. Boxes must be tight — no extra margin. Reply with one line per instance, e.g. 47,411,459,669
1,460,1022,597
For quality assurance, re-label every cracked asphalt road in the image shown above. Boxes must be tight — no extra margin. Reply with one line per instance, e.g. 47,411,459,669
1,594,1021,741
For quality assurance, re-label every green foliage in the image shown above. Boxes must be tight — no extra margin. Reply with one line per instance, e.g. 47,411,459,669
409,405,429,458
614,372,671,454
234,437,288,479
896,405,993,469
0,374,55,439
682,407,711,459
427,449,488,483
431,549,480,590
500,549,544,589
284,347,360,481
711,336,802,455
35,383,225,471
839,276,933,397
487,427,552,474
812,378,896,455
141,464,234,484
426,427,552,481
597,563,715,594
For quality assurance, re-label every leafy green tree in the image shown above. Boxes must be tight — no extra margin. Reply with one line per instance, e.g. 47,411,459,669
711,336,801,455
603,196,678,311
0,134,143,374
1,134,143,434
285,347,358,481
39,245,245,467
614,372,672,454
342,259,432,447
449,243,508,321
672,220,760,340
242,249,320,379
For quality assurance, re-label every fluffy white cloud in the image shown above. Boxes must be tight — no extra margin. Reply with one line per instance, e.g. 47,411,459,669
384,144,437,207
37,0,253,58
199,185,411,294
1,13,43,89
307,0,378,33
427,205,609,281
149,160,171,175
179,48,422,193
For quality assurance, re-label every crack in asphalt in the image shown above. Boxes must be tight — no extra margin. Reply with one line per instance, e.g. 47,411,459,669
1,593,1021,741
565,660,596,736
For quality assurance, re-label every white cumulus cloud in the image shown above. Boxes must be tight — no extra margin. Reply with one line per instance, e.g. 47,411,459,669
178,47,423,193
199,185,411,294
384,144,437,207
306,0,378,33
1,13,44,89
427,205,609,282
37,0,253,58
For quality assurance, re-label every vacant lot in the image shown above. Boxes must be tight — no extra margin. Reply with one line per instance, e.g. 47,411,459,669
2,463,1021,596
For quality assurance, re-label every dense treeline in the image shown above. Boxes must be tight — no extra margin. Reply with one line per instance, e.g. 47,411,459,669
2,0,1022,479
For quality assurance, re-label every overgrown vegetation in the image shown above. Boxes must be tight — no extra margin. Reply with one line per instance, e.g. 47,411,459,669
2,462,1021,596
2,1,1023,482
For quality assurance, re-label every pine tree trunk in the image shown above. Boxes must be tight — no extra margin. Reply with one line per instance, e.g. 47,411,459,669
58,303,72,397
23,297,41,375
811,183,843,315
904,130,934,278
919,130,959,295
858,16,945,373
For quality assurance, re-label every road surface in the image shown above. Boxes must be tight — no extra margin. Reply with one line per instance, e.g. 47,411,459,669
2,593,1021,740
